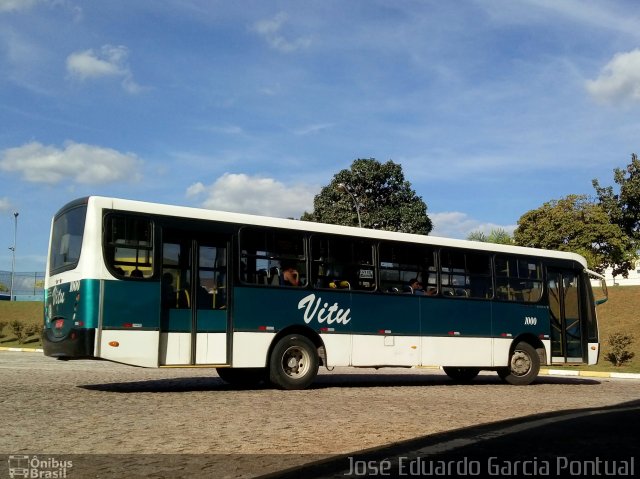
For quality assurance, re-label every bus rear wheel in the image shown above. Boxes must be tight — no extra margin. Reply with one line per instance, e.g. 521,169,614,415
443,367,480,383
498,341,540,385
269,334,319,390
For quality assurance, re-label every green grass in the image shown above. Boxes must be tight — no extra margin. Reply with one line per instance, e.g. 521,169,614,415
0,287,638,371
0,301,44,348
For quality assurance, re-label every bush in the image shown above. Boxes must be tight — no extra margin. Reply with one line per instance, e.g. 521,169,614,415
7,321,42,344
0,320,7,338
9,320,26,344
605,332,635,367
25,323,42,339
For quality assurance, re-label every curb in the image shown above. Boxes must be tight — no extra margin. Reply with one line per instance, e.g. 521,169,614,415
0,346,43,353
539,368,640,380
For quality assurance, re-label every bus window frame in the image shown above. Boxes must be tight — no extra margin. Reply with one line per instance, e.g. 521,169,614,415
378,241,437,295
49,203,88,275
238,226,308,288
310,234,377,293
494,254,544,304
438,247,493,300
103,212,155,280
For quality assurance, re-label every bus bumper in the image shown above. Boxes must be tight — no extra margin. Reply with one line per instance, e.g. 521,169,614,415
43,328,95,359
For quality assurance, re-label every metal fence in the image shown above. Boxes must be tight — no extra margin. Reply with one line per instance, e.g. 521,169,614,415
0,271,45,301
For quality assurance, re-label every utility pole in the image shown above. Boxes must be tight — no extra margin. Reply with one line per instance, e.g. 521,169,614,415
9,211,18,301
337,183,362,228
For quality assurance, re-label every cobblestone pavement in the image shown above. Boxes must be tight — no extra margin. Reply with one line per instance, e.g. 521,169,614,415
2,351,640,477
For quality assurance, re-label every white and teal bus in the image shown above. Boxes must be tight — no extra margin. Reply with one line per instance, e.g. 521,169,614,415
43,196,607,389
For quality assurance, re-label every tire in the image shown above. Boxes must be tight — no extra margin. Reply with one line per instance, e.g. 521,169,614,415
443,366,480,383
216,367,266,387
497,341,540,385
269,334,319,390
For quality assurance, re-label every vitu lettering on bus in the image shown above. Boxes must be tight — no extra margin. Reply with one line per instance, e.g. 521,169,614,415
52,286,65,306
297,293,351,325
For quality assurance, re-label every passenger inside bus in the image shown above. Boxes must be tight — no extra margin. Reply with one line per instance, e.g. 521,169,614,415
409,278,424,294
130,268,143,278
161,272,175,309
281,262,301,286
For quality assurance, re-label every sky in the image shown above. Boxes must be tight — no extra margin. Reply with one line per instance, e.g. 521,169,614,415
0,0,639,272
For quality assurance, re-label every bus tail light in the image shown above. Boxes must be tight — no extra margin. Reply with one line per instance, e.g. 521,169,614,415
108,341,119,347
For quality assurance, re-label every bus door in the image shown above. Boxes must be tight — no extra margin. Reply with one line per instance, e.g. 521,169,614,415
548,268,584,363
160,231,229,365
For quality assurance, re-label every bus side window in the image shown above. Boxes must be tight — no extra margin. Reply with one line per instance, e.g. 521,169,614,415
440,249,492,299
495,256,543,303
239,227,307,287
379,242,436,295
311,235,375,291
104,214,154,279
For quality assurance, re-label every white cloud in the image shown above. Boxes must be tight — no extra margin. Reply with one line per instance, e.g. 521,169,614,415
0,141,142,184
185,182,206,197
186,173,316,218
252,12,311,53
430,211,516,240
585,49,640,105
0,197,10,211
293,123,334,136
0,0,42,12
66,44,141,93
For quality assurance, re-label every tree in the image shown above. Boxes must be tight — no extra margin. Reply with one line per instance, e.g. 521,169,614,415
593,153,640,241
301,158,433,235
592,154,640,275
467,228,514,245
513,194,636,274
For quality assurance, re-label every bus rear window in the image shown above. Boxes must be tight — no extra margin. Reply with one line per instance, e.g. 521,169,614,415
50,205,87,273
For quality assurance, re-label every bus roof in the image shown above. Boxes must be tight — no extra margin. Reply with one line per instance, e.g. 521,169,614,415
60,195,588,268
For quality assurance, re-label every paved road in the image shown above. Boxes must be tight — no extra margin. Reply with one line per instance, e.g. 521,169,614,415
1,351,639,478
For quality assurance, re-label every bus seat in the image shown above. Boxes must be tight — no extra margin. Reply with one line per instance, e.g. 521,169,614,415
269,267,281,286
256,269,268,285
178,289,191,308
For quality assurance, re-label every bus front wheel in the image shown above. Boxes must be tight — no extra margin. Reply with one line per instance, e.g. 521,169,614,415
498,341,540,385
269,334,319,390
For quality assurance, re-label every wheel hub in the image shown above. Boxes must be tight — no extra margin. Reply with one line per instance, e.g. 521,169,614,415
282,346,308,377
511,351,531,376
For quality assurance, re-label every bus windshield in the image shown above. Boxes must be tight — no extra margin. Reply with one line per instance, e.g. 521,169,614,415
50,205,87,273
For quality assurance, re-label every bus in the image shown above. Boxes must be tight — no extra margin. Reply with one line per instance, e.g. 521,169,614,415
43,196,608,389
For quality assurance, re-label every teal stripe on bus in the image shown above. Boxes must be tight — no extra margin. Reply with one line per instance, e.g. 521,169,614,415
233,286,549,338
102,280,160,329
45,279,100,329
